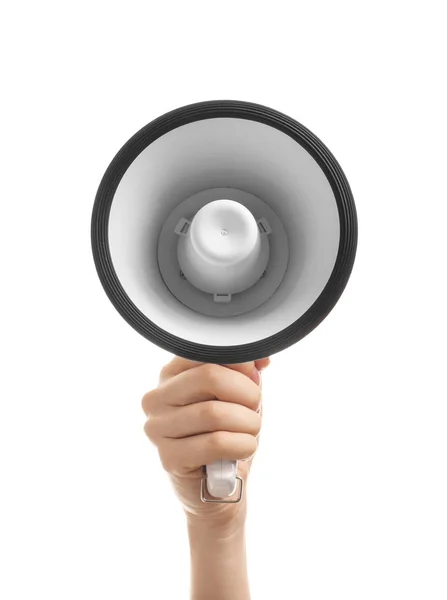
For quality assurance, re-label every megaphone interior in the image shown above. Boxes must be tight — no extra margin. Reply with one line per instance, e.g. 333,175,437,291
91,100,357,502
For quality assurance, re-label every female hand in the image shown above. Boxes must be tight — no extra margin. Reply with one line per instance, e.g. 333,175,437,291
141,357,270,531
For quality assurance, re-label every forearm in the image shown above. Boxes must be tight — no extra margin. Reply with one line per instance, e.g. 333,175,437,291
142,357,267,599
187,518,250,600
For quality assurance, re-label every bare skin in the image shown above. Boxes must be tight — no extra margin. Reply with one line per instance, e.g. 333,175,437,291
141,357,270,600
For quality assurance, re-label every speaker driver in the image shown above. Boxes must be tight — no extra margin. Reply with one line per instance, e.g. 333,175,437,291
157,187,289,318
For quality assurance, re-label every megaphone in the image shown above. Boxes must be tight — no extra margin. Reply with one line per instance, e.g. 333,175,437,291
91,100,357,503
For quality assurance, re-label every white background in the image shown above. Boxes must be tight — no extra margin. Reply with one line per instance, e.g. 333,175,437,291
1,2,446,599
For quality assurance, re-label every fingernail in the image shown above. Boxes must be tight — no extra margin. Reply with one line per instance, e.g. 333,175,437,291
251,366,261,386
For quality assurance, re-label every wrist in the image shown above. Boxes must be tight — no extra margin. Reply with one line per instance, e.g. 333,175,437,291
185,497,247,539
187,514,246,546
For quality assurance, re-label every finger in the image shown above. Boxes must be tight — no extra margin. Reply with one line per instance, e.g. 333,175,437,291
145,400,262,441
159,357,259,383
142,363,262,414
159,431,258,474
159,357,203,383
255,357,270,371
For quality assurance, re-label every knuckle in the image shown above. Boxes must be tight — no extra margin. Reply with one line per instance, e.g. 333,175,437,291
201,363,222,388
159,363,171,381
143,416,157,442
141,389,157,415
199,401,221,428
208,430,227,452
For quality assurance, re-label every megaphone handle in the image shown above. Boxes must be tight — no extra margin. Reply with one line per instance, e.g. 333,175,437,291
200,460,243,503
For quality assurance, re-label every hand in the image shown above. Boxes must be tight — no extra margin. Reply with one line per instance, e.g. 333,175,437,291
141,357,270,532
